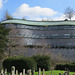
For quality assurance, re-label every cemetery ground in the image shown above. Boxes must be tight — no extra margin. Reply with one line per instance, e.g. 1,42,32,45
35,70,75,75
5,70,75,75
0,66,75,75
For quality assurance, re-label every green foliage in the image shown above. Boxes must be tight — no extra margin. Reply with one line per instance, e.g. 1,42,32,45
32,55,51,71
55,63,75,72
3,57,37,72
0,23,9,54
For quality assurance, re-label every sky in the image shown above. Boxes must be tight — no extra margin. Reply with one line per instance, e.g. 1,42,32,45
0,0,75,21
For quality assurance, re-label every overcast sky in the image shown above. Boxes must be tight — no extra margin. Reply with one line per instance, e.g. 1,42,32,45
0,0,75,21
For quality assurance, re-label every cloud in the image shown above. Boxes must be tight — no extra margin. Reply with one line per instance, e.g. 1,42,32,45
53,14,65,21
28,14,66,21
28,17,48,21
13,3,57,20
14,3,75,21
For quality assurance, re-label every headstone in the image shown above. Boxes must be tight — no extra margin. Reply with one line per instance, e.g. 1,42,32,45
29,69,31,75
38,68,41,75
42,69,45,75
27,70,29,75
11,66,15,75
20,72,22,75
4,69,7,75
23,69,25,75
1,69,4,74
1,69,4,75
16,70,18,75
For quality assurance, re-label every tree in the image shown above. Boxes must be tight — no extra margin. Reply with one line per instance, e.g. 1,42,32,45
6,24,20,57
5,24,27,57
0,23,9,59
64,7,75,20
3,10,13,20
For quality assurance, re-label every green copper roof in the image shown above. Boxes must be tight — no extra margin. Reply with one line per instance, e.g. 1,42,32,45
1,19,75,26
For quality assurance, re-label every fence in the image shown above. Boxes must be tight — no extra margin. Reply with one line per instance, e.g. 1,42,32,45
0,66,75,75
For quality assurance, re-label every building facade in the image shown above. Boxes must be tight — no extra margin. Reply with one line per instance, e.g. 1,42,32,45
1,19,75,61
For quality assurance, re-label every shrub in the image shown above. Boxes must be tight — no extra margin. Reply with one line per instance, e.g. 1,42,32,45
32,55,51,71
55,63,75,72
3,57,37,72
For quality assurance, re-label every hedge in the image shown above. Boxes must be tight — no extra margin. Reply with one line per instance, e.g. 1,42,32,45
32,55,51,71
55,63,75,72
3,57,37,72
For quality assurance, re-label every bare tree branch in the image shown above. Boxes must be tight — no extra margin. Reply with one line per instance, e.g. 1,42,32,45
64,7,75,20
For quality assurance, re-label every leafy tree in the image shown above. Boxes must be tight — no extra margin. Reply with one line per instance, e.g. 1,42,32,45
64,7,75,20
0,23,9,59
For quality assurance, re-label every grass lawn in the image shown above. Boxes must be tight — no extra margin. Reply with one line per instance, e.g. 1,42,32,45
35,70,75,75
